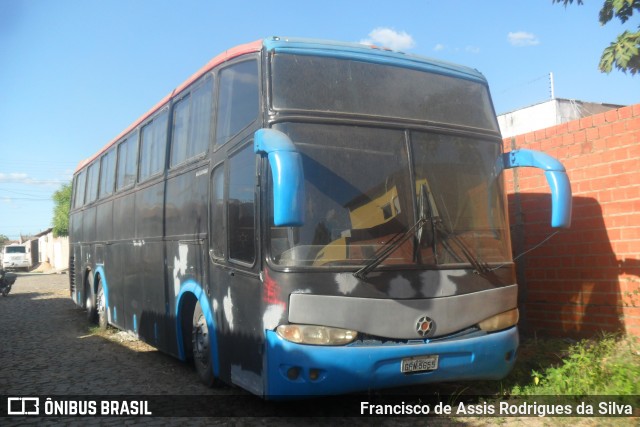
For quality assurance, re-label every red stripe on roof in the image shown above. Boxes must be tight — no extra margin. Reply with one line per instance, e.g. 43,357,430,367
75,39,263,173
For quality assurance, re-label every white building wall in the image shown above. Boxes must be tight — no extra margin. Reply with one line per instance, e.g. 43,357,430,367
498,98,622,139
38,232,69,271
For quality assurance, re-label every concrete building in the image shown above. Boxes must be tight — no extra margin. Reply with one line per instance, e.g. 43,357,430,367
498,98,623,138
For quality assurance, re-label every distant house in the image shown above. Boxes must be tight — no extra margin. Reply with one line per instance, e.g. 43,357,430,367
497,98,623,139
35,229,69,271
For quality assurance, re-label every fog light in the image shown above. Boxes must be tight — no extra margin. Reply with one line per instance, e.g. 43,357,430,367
309,369,320,381
478,308,519,332
276,324,358,345
287,367,300,380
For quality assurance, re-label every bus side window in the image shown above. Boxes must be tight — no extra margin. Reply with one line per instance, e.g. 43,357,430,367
140,109,169,181
99,148,116,198
86,162,99,204
215,60,259,147
116,131,139,190
73,170,87,208
210,164,225,259
228,144,256,264
170,95,190,167
170,76,213,168
188,77,213,159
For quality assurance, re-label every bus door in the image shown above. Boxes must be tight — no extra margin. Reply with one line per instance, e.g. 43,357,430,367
209,140,264,395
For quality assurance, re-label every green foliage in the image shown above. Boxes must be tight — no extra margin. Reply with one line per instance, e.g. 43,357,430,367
554,0,640,75
0,234,9,248
600,30,640,74
52,182,72,237
511,334,640,396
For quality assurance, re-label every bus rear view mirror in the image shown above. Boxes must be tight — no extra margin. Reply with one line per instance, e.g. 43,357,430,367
254,129,306,227
502,149,572,229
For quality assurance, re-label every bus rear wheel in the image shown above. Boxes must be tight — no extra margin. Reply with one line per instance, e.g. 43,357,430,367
85,273,97,323
192,302,215,387
96,278,108,330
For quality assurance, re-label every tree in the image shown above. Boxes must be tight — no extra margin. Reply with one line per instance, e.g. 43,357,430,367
554,0,640,75
0,234,9,248
52,182,72,237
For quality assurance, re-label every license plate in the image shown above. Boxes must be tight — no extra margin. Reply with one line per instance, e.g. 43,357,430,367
401,355,439,373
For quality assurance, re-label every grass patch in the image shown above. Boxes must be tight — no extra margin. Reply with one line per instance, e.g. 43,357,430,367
511,333,640,397
86,324,116,337
453,333,640,401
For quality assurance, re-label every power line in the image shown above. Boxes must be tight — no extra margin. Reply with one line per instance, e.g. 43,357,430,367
0,188,54,197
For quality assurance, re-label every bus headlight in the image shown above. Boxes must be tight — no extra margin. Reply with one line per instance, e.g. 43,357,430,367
276,324,358,345
477,308,519,332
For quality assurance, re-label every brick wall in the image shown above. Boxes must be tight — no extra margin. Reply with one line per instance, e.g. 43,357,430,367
503,104,640,337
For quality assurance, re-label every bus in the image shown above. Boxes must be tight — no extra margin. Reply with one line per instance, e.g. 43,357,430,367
69,37,572,398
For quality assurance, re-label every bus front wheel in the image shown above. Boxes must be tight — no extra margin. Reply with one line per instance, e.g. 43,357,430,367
192,302,215,386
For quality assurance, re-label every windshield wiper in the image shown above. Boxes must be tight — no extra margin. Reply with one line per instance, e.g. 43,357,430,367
440,230,490,275
353,217,428,280
353,184,489,280
418,183,489,275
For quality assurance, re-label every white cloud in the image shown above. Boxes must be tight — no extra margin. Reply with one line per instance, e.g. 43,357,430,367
508,31,540,47
466,45,481,54
0,172,65,186
433,43,445,52
360,27,415,51
0,173,30,183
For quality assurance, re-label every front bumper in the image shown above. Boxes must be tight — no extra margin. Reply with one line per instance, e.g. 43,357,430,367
2,260,30,269
264,326,518,398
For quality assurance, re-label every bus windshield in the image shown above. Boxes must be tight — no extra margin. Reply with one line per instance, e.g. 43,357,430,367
271,53,498,132
268,123,511,269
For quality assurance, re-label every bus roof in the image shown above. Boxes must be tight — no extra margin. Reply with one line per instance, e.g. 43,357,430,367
75,37,488,173
263,36,487,83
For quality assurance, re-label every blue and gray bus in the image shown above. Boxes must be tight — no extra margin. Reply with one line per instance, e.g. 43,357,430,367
69,37,572,398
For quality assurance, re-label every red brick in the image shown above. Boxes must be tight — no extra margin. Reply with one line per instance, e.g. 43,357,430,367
612,120,627,135
592,112,606,126
524,132,536,143
605,109,619,122
599,124,613,138
618,106,633,119
627,116,640,131
568,119,581,132
545,126,558,138
556,123,569,135
579,116,593,129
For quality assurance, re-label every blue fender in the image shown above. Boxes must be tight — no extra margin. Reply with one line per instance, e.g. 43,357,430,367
175,281,219,376
94,265,110,314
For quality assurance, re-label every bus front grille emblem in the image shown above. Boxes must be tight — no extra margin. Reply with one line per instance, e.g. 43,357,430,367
416,316,434,337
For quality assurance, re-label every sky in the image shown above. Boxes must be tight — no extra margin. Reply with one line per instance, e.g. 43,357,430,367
0,0,638,240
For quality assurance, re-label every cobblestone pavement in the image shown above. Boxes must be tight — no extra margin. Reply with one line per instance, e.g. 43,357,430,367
1,274,474,426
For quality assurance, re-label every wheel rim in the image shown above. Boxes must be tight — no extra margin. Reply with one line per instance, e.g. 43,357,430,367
97,285,106,326
193,315,209,365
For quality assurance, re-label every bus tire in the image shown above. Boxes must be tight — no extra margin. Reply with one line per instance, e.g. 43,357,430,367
192,301,215,387
85,273,97,323
96,278,108,330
